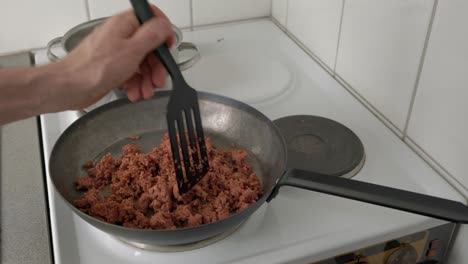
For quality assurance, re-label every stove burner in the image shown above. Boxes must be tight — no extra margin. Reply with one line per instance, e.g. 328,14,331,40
116,222,243,252
273,115,365,178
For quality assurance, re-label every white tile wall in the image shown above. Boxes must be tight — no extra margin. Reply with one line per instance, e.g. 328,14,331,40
335,0,434,131
272,0,288,27
87,0,191,28
0,0,88,55
407,0,468,194
0,0,275,54
192,0,271,26
287,0,343,70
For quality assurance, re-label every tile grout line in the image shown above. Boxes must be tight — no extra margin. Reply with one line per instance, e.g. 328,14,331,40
191,17,270,31
285,30,335,75
405,137,468,201
84,0,91,20
402,0,439,139
271,17,287,32
334,74,404,137
189,0,194,31
271,0,405,138
269,0,273,19
333,0,345,75
270,16,403,137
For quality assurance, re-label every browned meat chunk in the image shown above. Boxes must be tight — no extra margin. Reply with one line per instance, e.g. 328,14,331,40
150,211,176,229
74,188,99,210
89,200,120,224
76,176,95,190
123,211,149,229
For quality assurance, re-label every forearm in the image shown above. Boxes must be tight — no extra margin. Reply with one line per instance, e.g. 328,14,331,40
0,7,174,126
0,61,75,125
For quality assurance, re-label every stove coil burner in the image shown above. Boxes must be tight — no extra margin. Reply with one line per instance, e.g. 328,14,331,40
116,221,243,252
273,115,365,178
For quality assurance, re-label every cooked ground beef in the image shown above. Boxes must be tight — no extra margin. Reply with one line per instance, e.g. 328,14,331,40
73,133,262,229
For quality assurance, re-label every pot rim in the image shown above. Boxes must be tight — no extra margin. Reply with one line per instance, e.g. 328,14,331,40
59,16,183,52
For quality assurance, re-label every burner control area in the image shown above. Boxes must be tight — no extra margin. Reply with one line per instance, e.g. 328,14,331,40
314,223,455,264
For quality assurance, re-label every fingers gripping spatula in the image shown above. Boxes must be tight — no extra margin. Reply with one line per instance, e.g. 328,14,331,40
130,0,209,194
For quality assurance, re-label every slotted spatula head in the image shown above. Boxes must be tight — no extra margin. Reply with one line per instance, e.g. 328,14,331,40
166,85,209,194
130,0,209,194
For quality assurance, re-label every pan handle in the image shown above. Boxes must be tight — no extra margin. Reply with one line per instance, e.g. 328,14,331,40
267,168,468,224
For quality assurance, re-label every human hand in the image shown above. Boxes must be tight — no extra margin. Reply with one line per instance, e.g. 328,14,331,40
56,5,175,110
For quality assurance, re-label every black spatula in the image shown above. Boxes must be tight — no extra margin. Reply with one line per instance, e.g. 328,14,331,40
130,0,209,194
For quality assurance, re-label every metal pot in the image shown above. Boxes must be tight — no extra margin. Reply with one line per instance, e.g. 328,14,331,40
47,17,199,70
46,17,200,113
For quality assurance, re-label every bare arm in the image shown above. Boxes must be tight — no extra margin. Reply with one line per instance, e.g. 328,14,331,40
0,5,174,126
0,61,79,125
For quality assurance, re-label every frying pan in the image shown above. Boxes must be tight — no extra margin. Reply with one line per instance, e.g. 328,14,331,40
49,91,468,246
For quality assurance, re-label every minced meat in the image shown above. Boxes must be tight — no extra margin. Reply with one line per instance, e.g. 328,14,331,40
73,133,262,229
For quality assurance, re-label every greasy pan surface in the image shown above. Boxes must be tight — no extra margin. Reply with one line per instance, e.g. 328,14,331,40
49,91,287,246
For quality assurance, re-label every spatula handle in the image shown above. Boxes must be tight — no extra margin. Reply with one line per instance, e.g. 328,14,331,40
130,0,184,83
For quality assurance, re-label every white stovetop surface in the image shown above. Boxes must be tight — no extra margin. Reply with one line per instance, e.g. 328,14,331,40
38,20,465,264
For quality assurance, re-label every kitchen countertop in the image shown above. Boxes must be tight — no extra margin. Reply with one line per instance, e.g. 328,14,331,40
0,52,52,264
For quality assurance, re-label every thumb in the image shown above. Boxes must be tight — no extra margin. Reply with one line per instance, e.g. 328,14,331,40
130,17,173,55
